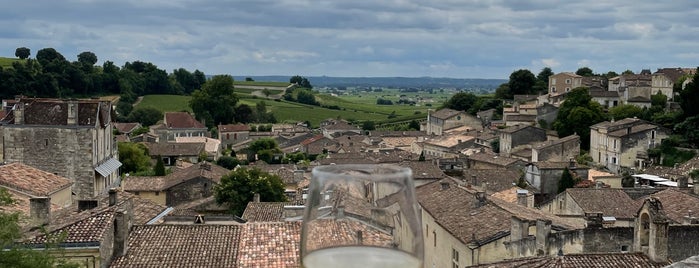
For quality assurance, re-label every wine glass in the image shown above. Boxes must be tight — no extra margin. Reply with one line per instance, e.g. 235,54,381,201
301,164,423,268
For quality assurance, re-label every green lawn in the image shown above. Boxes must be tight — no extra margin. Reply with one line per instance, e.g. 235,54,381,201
135,95,192,113
0,57,23,68
136,92,430,127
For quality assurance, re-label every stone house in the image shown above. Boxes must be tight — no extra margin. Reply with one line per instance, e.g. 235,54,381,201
414,179,585,267
300,134,338,155
144,142,205,166
113,122,142,135
498,125,547,157
652,68,696,101
590,90,622,109
524,161,590,199
398,160,446,187
153,112,208,142
425,108,482,136
421,133,475,159
174,136,221,161
22,190,167,268
467,152,526,170
540,188,639,227
218,123,250,149
0,97,120,200
460,168,524,194
121,162,229,207
618,71,653,106
531,134,580,163
549,72,583,96
589,118,669,173
504,114,537,127
0,162,73,209
319,119,361,138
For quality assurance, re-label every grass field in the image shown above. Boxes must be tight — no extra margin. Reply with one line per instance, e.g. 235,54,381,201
234,81,289,87
136,95,192,113
135,88,436,127
0,57,23,68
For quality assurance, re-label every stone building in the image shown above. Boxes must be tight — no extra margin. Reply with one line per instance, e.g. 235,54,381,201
121,161,229,207
218,123,250,149
532,135,580,163
524,161,590,200
498,125,547,157
425,108,482,136
590,118,669,173
540,188,639,227
152,112,208,142
0,98,120,199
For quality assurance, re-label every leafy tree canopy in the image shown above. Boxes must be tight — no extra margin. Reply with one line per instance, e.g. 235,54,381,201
127,107,163,126
189,75,239,128
609,104,644,121
15,47,30,59
117,142,152,175
444,92,478,112
552,87,606,150
290,75,312,89
214,167,287,216
508,69,537,96
575,67,594,77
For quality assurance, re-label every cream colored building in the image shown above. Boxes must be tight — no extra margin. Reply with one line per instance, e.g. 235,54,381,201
590,118,669,173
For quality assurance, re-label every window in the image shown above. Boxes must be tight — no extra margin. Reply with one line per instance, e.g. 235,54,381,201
565,79,571,84
613,139,617,149
551,78,556,85
226,133,230,140
452,248,460,268
621,245,629,252
433,231,437,247
551,86,557,92
426,224,429,236
565,87,571,92
651,130,656,140
612,156,618,165
155,191,160,196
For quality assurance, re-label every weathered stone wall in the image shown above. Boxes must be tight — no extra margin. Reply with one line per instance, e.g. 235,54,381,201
3,126,96,199
582,227,634,253
535,138,580,163
668,225,699,262
510,127,547,150
166,177,215,207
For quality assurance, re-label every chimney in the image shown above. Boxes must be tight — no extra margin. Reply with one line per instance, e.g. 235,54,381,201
253,193,261,202
510,216,529,241
536,219,552,254
109,188,118,206
30,197,51,226
14,102,24,124
475,191,487,207
517,189,528,206
440,181,450,190
677,176,688,189
67,101,77,125
112,209,129,257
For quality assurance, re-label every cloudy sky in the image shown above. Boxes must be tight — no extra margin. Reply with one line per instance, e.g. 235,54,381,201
2,0,698,79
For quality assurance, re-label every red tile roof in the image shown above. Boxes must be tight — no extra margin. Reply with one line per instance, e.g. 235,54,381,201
565,188,638,219
0,162,72,196
219,123,250,132
110,225,241,268
237,222,301,267
242,202,293,222
165,111,206,129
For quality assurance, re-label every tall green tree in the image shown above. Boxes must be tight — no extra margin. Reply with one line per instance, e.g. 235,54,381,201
557,167,579,193
443,92,478,112
534,67,554,94
552,87,606,150
117,142,152,175
189,75,239,128
290,75,312,89
508,69,537,96
214,167,287,216
679,68,699,118
15,47,30,59
609,104,644,120
154,156,166,176
248,138,281,163
576,67,594,77
127,107,163,126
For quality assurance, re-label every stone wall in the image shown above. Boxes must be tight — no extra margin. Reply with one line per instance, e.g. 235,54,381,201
166,177,215,206
3,126,97,199
582,227,634,253
668,225,699,262
535,137,580,162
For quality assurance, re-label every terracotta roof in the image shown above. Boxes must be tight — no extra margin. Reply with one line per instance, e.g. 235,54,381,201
29,208,115,244
242,202,293,222
533,135,580,150
174,136,221,153
532,161,588,170
122,176,167,191
468,252,668,267
430,108,462,120
491,186,534,203
219,123,250,132
163,162,230,190
300,134,326,146
565,188,638,219
110,225,241,268
0,162,72,196
322,120,360,131
7,98,110,127
468,152,523,167
145,142,205,156
650,189,699,224
304,219,393,251
461,168,522,193
164,111,206,129
237,222,301,267
113,122,141,133
499,124,543,134
398,161,445,180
